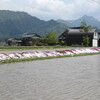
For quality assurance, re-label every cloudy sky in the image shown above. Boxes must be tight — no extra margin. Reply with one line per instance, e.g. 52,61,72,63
0,0,100,20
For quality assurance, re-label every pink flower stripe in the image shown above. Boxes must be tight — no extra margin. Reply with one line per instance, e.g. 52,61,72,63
0,47,100,61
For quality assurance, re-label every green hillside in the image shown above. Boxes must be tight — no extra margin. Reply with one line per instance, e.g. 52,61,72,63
0,10,67,41
57,15,100,28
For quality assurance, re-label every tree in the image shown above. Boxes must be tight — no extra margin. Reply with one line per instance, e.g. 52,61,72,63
81,21,91,46
44,32,59,45
83,36,90,46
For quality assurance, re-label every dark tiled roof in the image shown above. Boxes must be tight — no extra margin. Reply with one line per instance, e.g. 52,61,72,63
23,33,41,38
68,29,96,34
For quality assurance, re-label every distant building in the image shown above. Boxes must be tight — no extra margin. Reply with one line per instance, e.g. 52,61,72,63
22,33,42,46
23,33,41,38
0,42,7,46
7,38,22,46
59,27,100,47
7,33,42,46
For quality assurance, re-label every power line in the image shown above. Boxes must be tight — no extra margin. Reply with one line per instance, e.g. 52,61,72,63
91,0,100,4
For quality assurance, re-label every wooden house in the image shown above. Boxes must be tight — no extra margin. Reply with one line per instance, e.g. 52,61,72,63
59,27,100,47
7,38,22,46
22,33,41,46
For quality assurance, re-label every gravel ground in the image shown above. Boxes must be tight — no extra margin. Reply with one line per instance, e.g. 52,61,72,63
0,55,100,100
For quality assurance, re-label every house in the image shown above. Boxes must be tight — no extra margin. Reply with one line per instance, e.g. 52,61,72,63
93,31,100,47
59,27,100,47
7,38,22,46
7,33,42,46
23,33,41,38
22,33,42,46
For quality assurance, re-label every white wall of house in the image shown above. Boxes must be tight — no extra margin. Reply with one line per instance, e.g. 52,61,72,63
92,32,99,47
93,39,98,47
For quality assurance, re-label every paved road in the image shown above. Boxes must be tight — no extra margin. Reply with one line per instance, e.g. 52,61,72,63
0,55,100,100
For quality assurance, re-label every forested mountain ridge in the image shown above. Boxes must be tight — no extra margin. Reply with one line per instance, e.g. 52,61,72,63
0,10,67,41
57,15,100,28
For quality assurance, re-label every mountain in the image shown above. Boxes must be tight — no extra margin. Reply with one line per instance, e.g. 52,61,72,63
57,15,100,28
0,10,67,41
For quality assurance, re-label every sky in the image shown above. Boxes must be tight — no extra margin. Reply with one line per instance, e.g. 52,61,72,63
0,0,100,21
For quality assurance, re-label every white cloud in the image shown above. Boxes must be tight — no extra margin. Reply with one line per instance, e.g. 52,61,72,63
0,0,100,20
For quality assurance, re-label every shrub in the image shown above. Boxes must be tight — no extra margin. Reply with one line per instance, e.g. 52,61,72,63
83,36,90,46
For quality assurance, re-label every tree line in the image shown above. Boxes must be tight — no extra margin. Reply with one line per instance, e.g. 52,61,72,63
7,21,93,47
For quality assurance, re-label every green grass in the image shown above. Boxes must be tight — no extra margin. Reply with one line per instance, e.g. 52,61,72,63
0,46,88,51
0,52,100,64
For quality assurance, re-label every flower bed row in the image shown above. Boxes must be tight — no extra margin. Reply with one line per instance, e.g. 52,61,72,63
0,47,100,61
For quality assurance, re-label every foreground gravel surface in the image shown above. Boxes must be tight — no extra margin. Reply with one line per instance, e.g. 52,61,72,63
0,55,100,100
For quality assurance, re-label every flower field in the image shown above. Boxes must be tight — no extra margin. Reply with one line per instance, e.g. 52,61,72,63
0,47,100,62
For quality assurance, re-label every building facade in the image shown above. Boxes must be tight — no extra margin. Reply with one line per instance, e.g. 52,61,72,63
7,33,41,46
22,33,41,46
59,27,100,47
